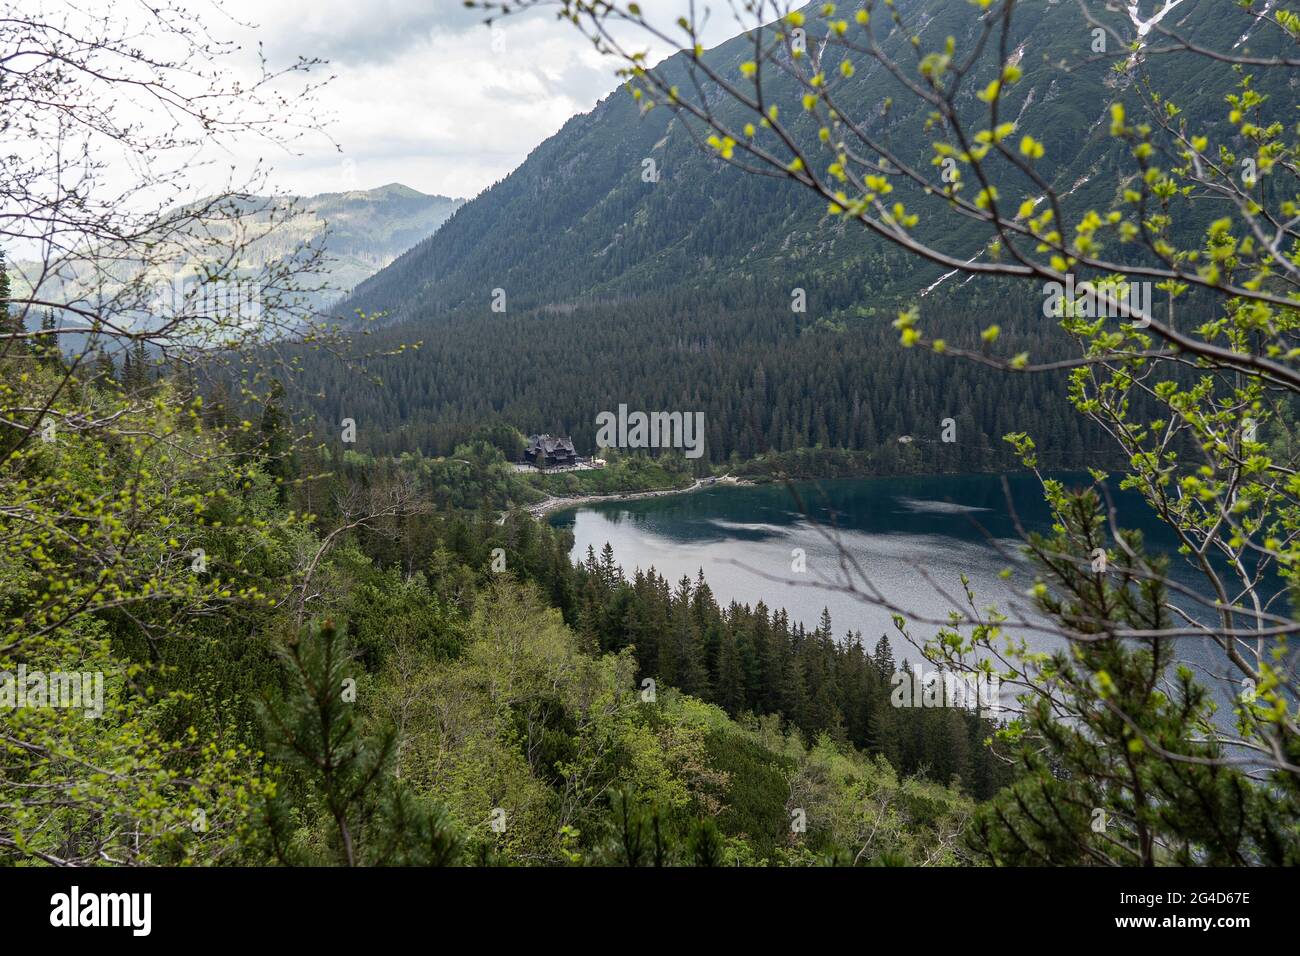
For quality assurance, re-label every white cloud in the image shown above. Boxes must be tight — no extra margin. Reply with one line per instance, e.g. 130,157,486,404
208,0,744,199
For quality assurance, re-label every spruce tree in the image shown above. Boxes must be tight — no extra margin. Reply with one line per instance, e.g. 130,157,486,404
38,309,58,365
93,349,115,386
872,635,896,684
968,490,1300,865
254,621,465,866
129,338,149,390
0,249,19,356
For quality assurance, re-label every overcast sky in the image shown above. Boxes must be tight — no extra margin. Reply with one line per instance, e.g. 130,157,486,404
213,0,745,201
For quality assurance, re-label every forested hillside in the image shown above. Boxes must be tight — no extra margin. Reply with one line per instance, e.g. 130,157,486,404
0,345,992,865
311,279,1129,467
6,0,1300,884
311,0,1278,468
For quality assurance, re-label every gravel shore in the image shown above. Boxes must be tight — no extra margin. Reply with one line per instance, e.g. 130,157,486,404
525,475,748,519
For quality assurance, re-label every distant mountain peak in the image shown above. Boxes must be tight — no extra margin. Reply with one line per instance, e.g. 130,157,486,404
307,182,463,204
370,182,429,199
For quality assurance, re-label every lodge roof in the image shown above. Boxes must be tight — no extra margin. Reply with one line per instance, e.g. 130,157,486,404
527,434,576,455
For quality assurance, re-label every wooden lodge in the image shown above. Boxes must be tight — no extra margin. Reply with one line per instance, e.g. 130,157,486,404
524,434,578,469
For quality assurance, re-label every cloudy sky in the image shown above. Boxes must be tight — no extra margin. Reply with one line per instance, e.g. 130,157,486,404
211,0,745,201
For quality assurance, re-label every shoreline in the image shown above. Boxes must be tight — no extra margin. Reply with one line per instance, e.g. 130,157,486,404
520,467,1063,521
525,475,752,519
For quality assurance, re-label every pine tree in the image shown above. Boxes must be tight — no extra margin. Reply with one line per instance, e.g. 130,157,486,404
38,309,58,365
255,621,465,866
663,574,708,696
871,634,896,684
0,249,20,356
258,379,293,495
715,627,745,713
968,490,1298,864
129,338,149,391
599,541,619,588
816,606,833,640
93,349,115,386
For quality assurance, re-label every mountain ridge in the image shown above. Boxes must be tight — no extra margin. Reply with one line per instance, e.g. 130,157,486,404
343,0,1286,324
304,0,1286,466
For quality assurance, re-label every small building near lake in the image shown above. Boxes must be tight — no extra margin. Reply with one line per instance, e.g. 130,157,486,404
524,434,578,469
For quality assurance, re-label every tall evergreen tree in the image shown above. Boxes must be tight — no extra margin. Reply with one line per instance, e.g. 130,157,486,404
256,621,464,866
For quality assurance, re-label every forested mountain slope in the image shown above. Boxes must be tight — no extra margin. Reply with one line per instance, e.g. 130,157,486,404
345,0,1279,317
268,183,465,301
313,0,1285,466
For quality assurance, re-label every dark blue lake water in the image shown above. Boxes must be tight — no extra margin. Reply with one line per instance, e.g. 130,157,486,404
552,472,1263,716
